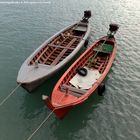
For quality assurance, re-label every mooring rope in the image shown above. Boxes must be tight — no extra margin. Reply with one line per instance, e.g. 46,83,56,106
0,68,34,107
0,83,22,107
26,93,66,140
27,108,55,140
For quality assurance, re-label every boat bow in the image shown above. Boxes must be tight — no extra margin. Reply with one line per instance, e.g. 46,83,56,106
42,95,74,119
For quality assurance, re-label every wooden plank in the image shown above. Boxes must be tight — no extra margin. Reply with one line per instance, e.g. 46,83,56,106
43,53,48,58
36,34,77,65
48,44,75,50
42,36,71,64
98,63,104,71
51,38,77,65
42,48,57,64
93,48,111,54
64,34,82,39
61,88,82,97
36,33,71,64
35,46,50,63
100,56,109,73
41,55,46,61
50,36,61,45
50,36,69,46
61,84,86,94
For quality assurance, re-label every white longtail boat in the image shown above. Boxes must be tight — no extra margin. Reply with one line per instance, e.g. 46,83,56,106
17,11,91,92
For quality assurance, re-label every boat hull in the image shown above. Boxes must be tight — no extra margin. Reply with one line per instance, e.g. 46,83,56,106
53,106,72,119
43,36,118,119
19,76,48,92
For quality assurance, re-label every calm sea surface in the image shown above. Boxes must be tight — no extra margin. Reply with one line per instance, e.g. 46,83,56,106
0,0,140,140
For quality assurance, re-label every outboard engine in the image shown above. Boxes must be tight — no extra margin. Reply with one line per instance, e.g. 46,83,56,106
107,23,119,38
81,10,92,23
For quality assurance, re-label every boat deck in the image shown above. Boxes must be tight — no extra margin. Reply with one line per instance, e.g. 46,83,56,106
59,41,114,98
29,23,87,66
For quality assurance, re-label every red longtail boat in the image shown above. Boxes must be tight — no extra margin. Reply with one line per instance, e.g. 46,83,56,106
42,24,119,119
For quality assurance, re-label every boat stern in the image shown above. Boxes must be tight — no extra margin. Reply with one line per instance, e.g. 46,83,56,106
17,61,54,92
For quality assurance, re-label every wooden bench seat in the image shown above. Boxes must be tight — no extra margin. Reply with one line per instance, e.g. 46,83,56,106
48,44,75,50
61,84,86,97
64,34,82,39
93,48,111,54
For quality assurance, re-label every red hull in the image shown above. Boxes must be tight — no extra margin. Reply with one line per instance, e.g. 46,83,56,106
43,95,72,119
43,36,117,119
53,107,72,119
